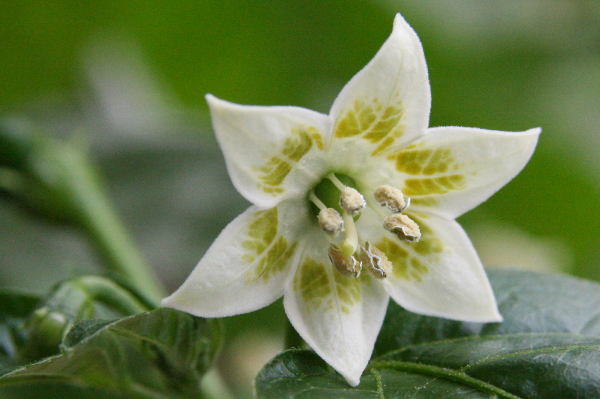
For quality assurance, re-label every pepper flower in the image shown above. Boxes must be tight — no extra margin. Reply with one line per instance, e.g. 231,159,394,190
162,14,540,386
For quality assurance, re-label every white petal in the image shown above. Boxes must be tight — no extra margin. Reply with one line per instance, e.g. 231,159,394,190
376,211,502,322
283,234,389,386
387,127,541,219
328,13,431,157
162,201,308,317
207,95,332,208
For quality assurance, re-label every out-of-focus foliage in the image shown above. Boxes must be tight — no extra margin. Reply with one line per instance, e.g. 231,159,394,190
1,0,600,397
1,308,221,399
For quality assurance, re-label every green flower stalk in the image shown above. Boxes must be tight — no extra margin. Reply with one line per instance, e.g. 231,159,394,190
0,117,166,306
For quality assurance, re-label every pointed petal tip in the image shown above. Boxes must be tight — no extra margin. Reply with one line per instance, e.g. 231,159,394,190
392,12,417,37
528,126,542,136
393,12,409,27
205,93,230,110
160,292,186,313
160,295,173,308
461,306,504,323
344,374,361,387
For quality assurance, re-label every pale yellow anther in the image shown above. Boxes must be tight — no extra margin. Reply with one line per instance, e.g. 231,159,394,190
374,185,409,212
317,208,344,237
340,187,366,216
358,242,393,279
383,213,421,242
328,244,361,278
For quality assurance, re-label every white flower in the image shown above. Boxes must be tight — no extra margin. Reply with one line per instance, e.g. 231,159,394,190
162,14,540,386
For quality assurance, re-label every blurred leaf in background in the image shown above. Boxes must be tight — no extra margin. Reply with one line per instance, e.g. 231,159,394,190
1,0,600,397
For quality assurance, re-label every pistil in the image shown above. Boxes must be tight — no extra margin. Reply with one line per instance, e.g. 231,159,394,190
340,211,359,256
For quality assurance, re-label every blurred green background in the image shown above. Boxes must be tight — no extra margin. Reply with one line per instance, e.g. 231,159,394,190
1,0,600,396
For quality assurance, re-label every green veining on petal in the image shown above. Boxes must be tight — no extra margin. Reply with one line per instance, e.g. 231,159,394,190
409,214,444,257
242,208,295,283
253,237,298,282
255,158,290,194
403,174,465,196
255,126,323,195
375,217,444,281
295,258,332,311
333,98,404,156
410,197,439,207
389,148,457,175
295,257,360,314
332,269,361,314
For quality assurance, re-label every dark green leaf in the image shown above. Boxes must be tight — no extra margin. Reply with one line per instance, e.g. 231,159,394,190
0,308,221,399
374,269,600,356
376,333,600,398
257,270,600,398
257,334,600,398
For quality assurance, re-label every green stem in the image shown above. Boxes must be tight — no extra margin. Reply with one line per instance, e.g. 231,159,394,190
73,276,151,314
1,119,166,307
53,143,166,307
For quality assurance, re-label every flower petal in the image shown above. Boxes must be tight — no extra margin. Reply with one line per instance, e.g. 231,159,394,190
283,234,389,386
373,211,502,322
328,13,431,157
162,201,308,317
387,127,541,218
207,95,331,208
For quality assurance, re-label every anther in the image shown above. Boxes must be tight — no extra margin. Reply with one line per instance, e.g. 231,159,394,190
328,244,361,277
340,187,366,215
374,185,409,212
383,214,421,242
317,208,344,237
358,242,393,279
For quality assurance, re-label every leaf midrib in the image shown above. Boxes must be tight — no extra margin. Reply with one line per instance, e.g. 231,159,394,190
368,337,600,399
368,360,522,399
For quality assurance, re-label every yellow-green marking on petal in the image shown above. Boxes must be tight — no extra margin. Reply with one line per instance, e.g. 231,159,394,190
403,175,465,196
389,148,457,175
254,237,297,283
333,98,405,156
242,208,296,283
332,270,361,314
295,258,332,311
410,197,439,207
409,214,444,256
378,214,444,281
295,257,361,314
375,215,444,282
256,126,324,195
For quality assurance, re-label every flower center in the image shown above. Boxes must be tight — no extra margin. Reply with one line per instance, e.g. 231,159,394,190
308,174,422,280
309,173,361,219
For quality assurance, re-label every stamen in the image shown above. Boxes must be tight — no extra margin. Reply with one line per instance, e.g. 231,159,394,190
326,172,347,191
358,242,393,279
309,191,327,210
340,211,359,256
340,187,366,215
328,244,361,277
374,185,409,212
317,208,344,237
383,213,421,242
